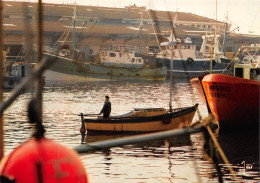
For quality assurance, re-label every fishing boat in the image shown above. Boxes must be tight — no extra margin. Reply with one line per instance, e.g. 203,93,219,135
156,33,230,78
79,27,198,134
43,6,167,81
43,48,167,81
4,62,34,89
80,104,198,133
191,45,260,129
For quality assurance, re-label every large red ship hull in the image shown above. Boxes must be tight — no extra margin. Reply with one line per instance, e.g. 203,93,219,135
201,74,260,129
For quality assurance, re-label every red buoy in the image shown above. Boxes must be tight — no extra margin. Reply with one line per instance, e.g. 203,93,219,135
0,137,88,183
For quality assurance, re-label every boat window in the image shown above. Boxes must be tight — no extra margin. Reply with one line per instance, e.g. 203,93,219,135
138,58,142,63
132,58,135,62
174,45,177,49
235,68,243,78
109,53,116,57
188,45,190,49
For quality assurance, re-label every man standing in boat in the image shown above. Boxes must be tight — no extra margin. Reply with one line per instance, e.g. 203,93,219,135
99,95,111,118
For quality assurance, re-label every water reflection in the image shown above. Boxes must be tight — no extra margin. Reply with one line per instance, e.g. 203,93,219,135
3,79,259,182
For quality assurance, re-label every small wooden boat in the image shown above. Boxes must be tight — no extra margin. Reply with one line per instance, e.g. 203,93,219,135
79,104,198,133
79,28,198,134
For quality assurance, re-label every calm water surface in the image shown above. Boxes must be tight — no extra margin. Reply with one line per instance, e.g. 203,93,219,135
3,79,260,182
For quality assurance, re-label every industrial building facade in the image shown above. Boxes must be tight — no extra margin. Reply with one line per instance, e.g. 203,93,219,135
2,1,259,61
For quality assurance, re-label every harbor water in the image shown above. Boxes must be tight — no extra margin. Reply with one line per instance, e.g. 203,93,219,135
2,78,260,182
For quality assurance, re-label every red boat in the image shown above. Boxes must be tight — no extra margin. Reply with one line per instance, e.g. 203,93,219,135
191,62,260,129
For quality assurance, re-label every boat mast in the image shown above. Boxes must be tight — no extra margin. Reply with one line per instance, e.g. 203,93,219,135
169,27,174,112
0,0,4,160
72,3,76,60
214,0,218,64
139,11,143,53
223,1,229,55
210,0,218,73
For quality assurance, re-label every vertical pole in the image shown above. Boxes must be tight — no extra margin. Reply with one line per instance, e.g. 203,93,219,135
0,0,4,160
169,28,173,112
139,11,143,53
223,22,227,55
214,0,217,62
210,46,213,73
36,0,43,122
72,5,76,60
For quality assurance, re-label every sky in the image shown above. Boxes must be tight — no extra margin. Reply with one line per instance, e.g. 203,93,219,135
7,0,260,35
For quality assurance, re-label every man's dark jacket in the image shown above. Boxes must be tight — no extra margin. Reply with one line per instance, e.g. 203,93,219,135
100,100,111,118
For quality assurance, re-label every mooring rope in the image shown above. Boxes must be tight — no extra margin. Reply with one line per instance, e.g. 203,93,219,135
202,114,240,182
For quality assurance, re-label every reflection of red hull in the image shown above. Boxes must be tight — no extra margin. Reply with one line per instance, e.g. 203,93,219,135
201,74,260,128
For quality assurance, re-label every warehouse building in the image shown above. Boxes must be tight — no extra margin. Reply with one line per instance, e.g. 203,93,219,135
2,1,260,61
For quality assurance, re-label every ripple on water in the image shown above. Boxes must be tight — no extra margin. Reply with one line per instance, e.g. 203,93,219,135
3,80,259,182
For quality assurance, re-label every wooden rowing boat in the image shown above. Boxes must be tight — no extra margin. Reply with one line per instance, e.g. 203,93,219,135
79,104,198,133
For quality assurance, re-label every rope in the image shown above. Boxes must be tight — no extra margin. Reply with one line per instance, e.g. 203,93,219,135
222,42,244,74
201,114,240,182
28,98,45,139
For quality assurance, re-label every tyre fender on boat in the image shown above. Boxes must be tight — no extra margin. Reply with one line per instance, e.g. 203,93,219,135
8,79,14,86
162,113,171,124
187,57,194,64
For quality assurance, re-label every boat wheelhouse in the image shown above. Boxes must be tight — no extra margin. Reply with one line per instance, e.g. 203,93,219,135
156,33,229,78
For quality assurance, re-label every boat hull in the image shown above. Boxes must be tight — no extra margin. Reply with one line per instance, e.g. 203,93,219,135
3,76,22,89
156,57,229,78
83,104,198,133
201,74,260,129
44,53,167,81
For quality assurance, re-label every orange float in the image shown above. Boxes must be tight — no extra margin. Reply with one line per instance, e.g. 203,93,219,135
0,137,88,183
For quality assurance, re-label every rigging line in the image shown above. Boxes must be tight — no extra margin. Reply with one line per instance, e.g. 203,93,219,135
222,43,244,74
75,19,88,42
23,3,33,64
52,23,71,48
148,1,164,43
206,126,239,182
147,10,160,46
61,23,72,48
14,47,24,63
78,21,97,47
249,6,260,32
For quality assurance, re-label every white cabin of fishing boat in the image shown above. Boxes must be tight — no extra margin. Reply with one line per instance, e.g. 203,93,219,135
98,46,146,68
